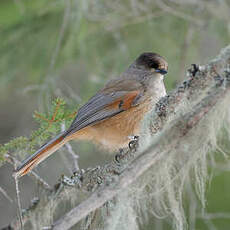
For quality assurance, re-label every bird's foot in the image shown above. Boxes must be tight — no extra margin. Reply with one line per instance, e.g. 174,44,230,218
114,136,139,164
128,135,139,151
187,64,199,78
115,148,127,163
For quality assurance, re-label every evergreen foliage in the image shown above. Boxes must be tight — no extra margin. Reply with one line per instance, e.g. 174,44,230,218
0,98,76,165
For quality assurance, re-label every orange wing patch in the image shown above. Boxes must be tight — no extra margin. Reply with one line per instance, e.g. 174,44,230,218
121,91,139,110
106,91,139,111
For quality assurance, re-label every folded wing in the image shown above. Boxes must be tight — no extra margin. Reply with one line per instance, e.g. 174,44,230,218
65,79,143,136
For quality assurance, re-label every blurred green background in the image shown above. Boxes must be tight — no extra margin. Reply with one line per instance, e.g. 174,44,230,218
0,0,230,229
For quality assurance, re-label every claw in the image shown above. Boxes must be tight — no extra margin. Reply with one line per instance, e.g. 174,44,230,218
128,135,139,151
115,148,125,163
187,64,199,78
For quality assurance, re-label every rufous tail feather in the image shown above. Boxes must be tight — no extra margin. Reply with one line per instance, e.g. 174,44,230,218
14,132,68,178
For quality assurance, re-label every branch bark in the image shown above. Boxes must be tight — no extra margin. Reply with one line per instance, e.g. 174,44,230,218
5,45,230,230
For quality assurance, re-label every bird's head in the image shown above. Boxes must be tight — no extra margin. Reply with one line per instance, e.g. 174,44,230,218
135,52,168,75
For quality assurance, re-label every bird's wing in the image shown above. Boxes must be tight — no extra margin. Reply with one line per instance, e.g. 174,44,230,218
65,78,144,136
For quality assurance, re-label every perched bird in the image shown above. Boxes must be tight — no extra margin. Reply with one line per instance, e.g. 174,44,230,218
15,52,168,178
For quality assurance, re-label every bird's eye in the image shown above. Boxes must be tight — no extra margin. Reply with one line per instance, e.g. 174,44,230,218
150,62,159,69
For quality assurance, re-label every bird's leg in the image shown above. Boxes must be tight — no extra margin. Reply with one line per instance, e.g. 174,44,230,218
128,135,139,151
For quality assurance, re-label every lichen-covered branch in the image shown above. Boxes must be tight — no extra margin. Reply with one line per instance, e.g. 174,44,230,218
5,45,230,230
53,61,230,230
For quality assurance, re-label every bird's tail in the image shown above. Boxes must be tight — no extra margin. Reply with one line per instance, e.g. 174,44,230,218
14,132,68,178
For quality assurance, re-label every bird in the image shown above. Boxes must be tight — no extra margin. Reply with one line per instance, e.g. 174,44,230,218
14,52,168,178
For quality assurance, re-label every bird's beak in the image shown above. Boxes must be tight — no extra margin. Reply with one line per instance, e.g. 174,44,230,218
155,69,167,75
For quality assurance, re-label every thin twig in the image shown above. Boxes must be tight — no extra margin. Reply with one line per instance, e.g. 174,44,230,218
61,123,80,172
5,154,52,191
13,160,24,230
28,170,52,191
0,186,13,203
